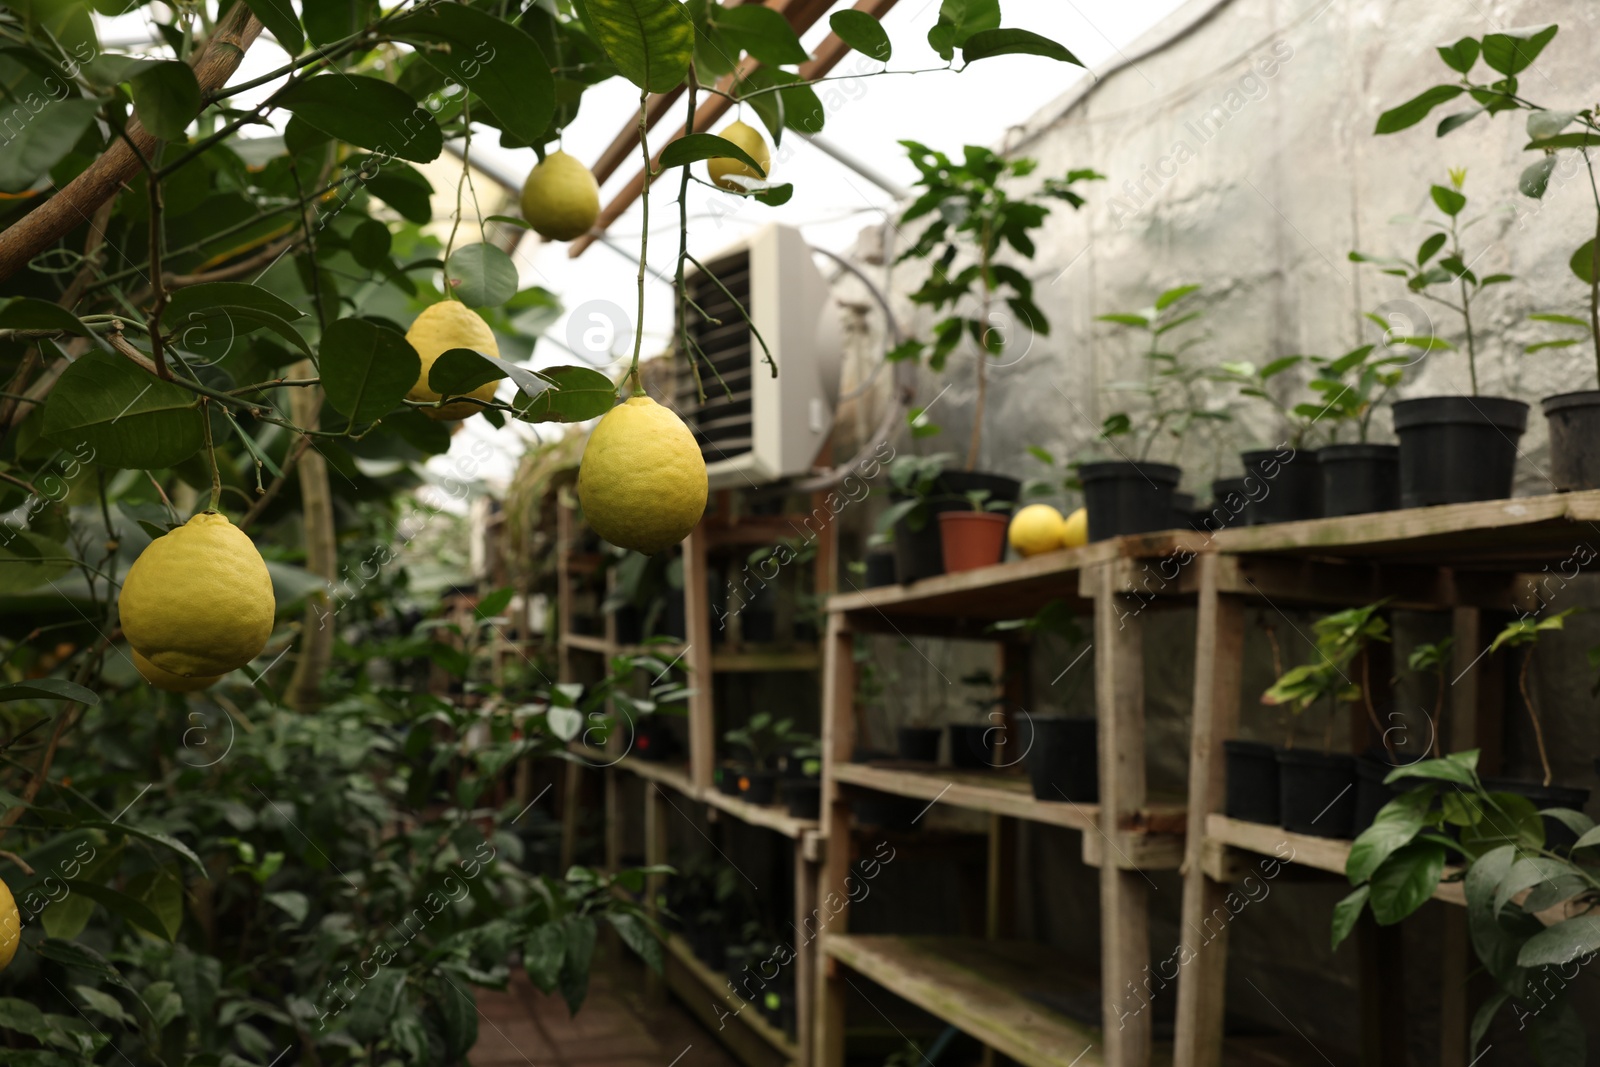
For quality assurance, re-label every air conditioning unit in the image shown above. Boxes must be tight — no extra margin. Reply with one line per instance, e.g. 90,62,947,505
673,223,841,489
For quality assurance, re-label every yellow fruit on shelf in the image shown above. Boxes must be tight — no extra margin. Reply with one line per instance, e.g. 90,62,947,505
0,875,17,972
1062,506,1089,549
405,301,501,421
578,396,708,554
1008,504,1066,558
133,649,222,693
118,512,274,680
520,150,600,242
707,121,772,193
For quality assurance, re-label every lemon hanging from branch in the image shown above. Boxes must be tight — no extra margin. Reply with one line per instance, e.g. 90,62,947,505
406,301,502,421
521,150,601,242
578,397,708,554
707,121,771,192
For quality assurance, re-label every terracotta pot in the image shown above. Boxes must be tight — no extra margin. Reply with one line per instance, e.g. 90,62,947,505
938,512,1008,573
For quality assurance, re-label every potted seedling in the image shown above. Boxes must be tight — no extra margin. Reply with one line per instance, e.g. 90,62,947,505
1218,356,1324,523
1089,284,1230,539
723,712,798,805
1349,170,1523,505
1482,610,1591,832
1259,603,1390,838
1002,605,1097,802
1378,24,1600,490
1307,337,1409,517
876,452,954,585
1348,635,1455,831
889,143,1103,522
939,488,1013,573
780,735,823,819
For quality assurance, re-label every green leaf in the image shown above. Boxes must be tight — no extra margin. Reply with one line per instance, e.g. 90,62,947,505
363,162,435,224
960,28,1081,66
1430,184,1467,216
60,879,172,941
713,4,809,65
34,939,128,986
523,921,565,993
74,985,132,1025
1375,84,1464,134
557,915,598,1014
927,0,999,61
0,96,98,194
319,318,421,425
129,60,201,141
127,867,183,939
428,348,507,397
1518,913,1600,968
1528,1001,1586,1067
1524,131,1600,150
1097,312,1150,327
515,366,617,424
1417,232,1447,265
41,353,204,470
0,677,97,706
388,4,555,145
436,975,479,1057
829,10,890,61
1481,24,1557,76
1435,108,1484,137
78,821,206,876
607,912,662,973
446,244,519,308
0,531,73,596
658,133,765,175
347,965,406,1044
1527,108,1581,141
1571,239,1599,285
1521,155,1558,199
1470,990,1507,1056
573,0,693,93
0,298,90,337
1367,841,1445,924
1436,37,1480,73
241,0,303,55
1347,786,1435,883
1460,792,1544,857
1330,884,1368,951
1493,856,1572,917
1384,755,1476,787
302,0,373,46
263,889,308,923
349,218,392,270
1155,284,1200,310
737,66,825,140
275,74,443,164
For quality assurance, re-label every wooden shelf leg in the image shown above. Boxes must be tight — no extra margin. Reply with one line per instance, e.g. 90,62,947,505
645,782,669,1005
816,614,857,1067
684,522,716,791
1092,562,1151,1067
604,767,621,873
794,836,817,1067
559,758,583,872
1174,556,1245,1067
986,814,1016,940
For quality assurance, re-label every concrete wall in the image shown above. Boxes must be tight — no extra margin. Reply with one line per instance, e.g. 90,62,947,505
828,1,1600,1062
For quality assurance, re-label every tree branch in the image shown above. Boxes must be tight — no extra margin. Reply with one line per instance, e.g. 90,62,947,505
0,3,264,285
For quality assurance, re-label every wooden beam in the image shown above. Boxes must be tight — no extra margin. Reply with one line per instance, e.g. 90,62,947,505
570,0,902,258
682,523,717,790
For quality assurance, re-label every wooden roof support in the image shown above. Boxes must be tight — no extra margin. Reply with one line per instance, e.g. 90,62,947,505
568,0,901,258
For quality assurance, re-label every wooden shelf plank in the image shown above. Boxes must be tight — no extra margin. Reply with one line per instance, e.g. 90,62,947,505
571,748,817,839
823,935,1104,1067
662,935,796,1067
711,649,821,672
1205,813,1465,906
561,632,610,654
702,785,819,839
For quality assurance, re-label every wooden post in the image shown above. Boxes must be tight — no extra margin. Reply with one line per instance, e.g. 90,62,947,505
794,836,818,1067
985,814,1016,939
1091,561,1151,1067
683,521,717,789
645,782,669,1003
1173,554,1245,1067
815,612,857,1067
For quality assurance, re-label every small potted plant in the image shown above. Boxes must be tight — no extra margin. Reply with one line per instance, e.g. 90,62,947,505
876,453,954,585
1259,603,1390,838
1377,24,1600,490
1088,284,1229,539
938,488,1013,573
780,736,822,819
723,712,798,806
946,669,1004,770
1218,355,1324,523
896,713,941,763
1307,337,1408,517
1349,170,1523,505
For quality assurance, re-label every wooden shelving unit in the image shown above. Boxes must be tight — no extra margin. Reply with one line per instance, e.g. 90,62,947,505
555,490,839,1067
1170,491,1600,1067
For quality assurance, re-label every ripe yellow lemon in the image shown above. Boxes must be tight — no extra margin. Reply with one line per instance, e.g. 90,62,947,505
1062,507,1089,549
521,150,600,242
0,875,18,972
1008,504,1066,558
133,649,222,693
406,301,502,421
118,512,274,680
707,121,771,193
578,396,707,554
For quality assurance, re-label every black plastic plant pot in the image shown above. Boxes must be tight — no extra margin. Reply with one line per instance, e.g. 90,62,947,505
1393,396,1528,507
1240,449,1320,524
715,764,744,797
1170,491,1196,532
1276,749,1357,838
1078,461,1182,541
938,471,1022,510
1202,478,1253,532
890,493,945,585
1480,776,1592,848
739,768,778,806
1353,751,1402,832
947,724,994,769
1222,740,1279,825
897,726,942,762
1027,716,1099,803
1542,391,1600,491
783,778,821,819
864,546,897,588
1319,444,1400,518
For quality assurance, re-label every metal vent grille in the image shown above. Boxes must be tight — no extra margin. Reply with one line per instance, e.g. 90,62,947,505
674,248,753,463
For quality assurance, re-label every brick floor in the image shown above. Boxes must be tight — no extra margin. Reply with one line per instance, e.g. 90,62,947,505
473,946,743,1067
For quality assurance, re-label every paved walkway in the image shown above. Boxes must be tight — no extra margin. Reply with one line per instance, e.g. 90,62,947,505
473,947,743,1067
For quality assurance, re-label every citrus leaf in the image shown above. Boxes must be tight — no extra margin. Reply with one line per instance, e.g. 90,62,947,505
41,353,205,470
1375,84,1464,135
129,60,201,141
388,4,555,145
658,133,765,175
1571,239,1599,285
319,318,421,424
0,679,98,705
572,0,693,94
0,98,98,194
241,0,303,55
961,28,1081,65
276,74,443,163
0,298,90,336
514,365,615,423
79,821,205,877
446,244,518,308
712,4,809,65
829,10,890,61
362,161,435,223
61,879,172,941
428,347,508,397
